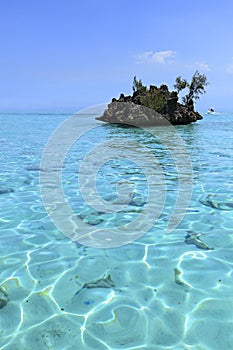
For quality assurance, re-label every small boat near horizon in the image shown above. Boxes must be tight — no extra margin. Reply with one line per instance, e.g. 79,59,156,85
207,108,221,115
207,108,215,114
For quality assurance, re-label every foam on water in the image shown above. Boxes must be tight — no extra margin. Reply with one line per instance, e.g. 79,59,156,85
0,111,233,349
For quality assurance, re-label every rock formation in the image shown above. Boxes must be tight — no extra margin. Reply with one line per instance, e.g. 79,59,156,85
96,84,203,126
0,286,9,309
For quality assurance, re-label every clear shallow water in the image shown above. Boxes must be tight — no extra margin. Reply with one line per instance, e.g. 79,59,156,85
0,111,233,349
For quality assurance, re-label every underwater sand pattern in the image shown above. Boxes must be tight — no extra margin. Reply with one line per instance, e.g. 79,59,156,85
0,112,233,349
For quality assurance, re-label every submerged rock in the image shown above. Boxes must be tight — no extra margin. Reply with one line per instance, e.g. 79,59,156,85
174,268,190,289
82,214,103,226
26,166,43,172
77,208,104,226
129,192,146,207
75,274,115,295
200,193,233,211
0,286,9,309
0,188,14,195
185,232,213,250
105,191,146,207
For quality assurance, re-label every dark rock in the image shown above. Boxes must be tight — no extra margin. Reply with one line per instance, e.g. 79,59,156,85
185,232,213,250
119,93,125,101
129,192,146,207
0,286,9,309
77,208,104,226
0,188,14,195
75,274,115,295
200,193,233,211
174,267,189,288
26,165,63,172
96,102,168,126
26,166,43,172
96,84,203,126
167,92,178,116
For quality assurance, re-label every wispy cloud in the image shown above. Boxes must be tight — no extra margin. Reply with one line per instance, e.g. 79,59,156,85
187,61,210,71
136,50,176,64
227,58,233,73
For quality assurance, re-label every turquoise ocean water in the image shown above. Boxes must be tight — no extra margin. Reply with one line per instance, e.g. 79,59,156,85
0,110,233,349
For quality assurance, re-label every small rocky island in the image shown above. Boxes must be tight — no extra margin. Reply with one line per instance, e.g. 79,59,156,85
96,71,208,126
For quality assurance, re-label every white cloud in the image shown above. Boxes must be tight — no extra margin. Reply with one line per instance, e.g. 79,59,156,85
136,50,176,64
227,58,233,73
187,61,210,71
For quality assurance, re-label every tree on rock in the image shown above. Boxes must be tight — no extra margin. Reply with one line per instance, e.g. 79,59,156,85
174,71,209,107
132,76,147,93
174,76,188,94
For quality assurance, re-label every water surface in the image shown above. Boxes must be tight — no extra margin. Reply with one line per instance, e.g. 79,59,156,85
0,111,233,349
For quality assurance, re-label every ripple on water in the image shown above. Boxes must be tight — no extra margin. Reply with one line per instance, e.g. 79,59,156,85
1,113,233,349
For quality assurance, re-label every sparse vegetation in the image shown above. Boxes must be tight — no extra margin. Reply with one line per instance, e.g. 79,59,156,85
132,76,166,113
132,76,146,93
174,70,209,106
139,88,167,113
132,71,208,113
174,76,188,94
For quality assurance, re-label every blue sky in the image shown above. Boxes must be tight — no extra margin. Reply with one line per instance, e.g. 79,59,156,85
1,0,233,112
